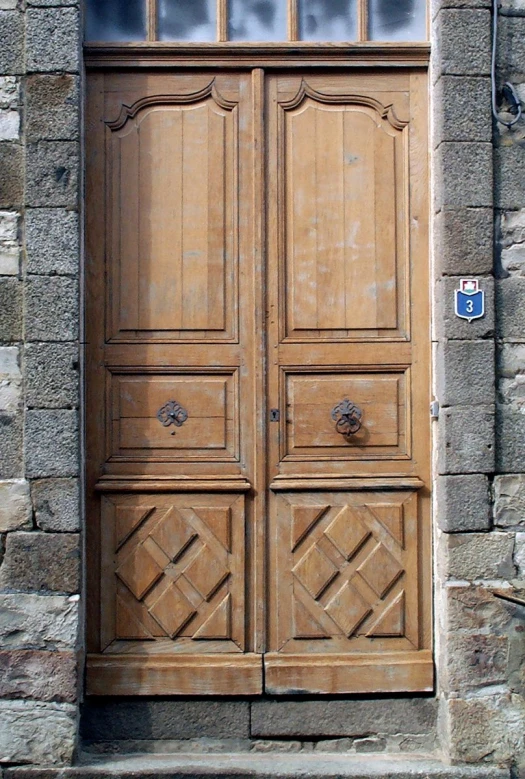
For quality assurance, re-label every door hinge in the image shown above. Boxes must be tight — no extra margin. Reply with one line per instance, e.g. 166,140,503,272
270,408,280,422
430,400,440,420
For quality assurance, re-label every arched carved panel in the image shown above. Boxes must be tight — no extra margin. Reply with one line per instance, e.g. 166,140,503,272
106,90,239,343
279,86,409,341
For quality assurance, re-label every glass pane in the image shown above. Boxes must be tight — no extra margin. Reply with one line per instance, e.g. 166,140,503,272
85,0,146,41
229,0,287,42
159,0,217,42
298,0,357,42
369,0,427,41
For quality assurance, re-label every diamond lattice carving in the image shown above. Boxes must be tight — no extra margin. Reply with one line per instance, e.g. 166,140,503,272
293,545,338,599
149,583,196,638
116,543,164,600
288,497,409,642
358,544,403,598
106,496,243,647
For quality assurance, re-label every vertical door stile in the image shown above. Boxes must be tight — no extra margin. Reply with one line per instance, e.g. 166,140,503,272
251,68,267,654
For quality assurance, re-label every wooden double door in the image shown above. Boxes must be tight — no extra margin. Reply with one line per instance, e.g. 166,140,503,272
85,66,431,696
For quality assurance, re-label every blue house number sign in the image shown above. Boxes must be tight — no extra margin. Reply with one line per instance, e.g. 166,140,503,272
455,279,485,323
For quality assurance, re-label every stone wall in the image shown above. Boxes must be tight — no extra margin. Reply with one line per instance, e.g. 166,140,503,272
0,0,82,766
432,0,525,769
1,0,525,771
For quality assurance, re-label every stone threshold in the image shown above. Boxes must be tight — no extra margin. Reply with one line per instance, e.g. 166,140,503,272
4,754,510,779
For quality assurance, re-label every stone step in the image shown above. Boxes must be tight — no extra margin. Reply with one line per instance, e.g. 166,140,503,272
4,753,510,779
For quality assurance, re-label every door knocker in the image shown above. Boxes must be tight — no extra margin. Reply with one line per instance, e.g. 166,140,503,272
331,398,363,438
157,401,188,435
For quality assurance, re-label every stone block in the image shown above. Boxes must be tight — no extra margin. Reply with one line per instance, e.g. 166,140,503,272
0,532,80,594
438,531,516,581
0,11,24,75
26,142,79,209
250,700,437,738
0,210,20,276
0,700,76,765
442,584,513,634
436,474,491,532
495,145,525,212
25,209,79,275
434,277,494,340
0,109,19,141
31,478,79,532
499,344,525,379
515,531,525,576
0,76,18,108
0,210,17,242
496,405,525,473
436,340,494,406
499,375,525,413
434,143,493,210
0,593,78,649
496,277,525,339
26,8,80,73
433,76,491,145
437,406,495,475
434,207,493,276
431,0,491,18
442,633,508,692
501,244,525,277
443,694,525,764
500,208,525,249
26,343,79,409
25,409,79,478
433,9,491,79
0,345,21,412
26,75,79,142
0,278,22,342
26,277,78,341
0,413,22,479
0,480,32,532
0,650,77,702
0,143,23,208
494,474,525,528
80,700,251,741
497,15,525,81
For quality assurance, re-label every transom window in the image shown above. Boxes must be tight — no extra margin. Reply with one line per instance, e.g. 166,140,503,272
85,0,427,43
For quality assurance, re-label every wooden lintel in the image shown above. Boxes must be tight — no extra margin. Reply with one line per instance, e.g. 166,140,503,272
84,42,430,70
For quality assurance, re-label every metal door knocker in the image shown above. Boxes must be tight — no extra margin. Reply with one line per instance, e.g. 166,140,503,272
157,401,188,435
331,398,363,438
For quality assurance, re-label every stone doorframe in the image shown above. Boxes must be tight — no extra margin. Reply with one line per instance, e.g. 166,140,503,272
2,0,525,768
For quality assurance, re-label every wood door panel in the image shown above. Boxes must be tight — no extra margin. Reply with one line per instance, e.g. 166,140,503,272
270,491,421,655
86,66,430,696
106,82,239,343
108,371,238,461
283,370,408,459
278,79,408,342
100,493,246,653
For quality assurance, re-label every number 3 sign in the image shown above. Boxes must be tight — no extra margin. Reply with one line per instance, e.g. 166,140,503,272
455,279,485,323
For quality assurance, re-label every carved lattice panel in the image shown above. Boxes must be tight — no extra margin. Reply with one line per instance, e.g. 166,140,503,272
100,493,245,652
272,491,420,653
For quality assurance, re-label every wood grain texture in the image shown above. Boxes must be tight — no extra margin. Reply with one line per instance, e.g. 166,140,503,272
86,65,430,695
86,654,263,695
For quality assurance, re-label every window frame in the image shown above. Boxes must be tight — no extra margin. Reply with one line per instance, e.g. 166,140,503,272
84,0,429,45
